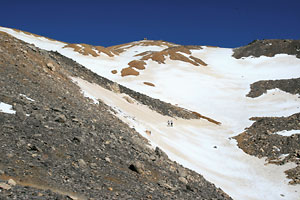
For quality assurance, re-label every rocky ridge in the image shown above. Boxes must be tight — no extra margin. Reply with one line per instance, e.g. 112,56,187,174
232,39,300,59
247,77,300,98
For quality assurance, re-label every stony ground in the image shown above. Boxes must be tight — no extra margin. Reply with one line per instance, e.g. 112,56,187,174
234,79,300,185
0,31,231,199
232,39,300,59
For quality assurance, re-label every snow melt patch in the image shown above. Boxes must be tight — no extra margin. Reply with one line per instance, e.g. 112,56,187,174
20,94,35,101
274,130,300,137
0,102,15,114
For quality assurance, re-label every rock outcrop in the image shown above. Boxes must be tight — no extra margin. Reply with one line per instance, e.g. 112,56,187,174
234,78,300,185
233,39,300,59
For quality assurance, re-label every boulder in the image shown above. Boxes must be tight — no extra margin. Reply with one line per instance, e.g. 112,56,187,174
46,62,56,71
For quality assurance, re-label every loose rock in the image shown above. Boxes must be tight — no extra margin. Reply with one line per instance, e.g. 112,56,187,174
0,183,11,190
47,62,56,71
8,179,17,186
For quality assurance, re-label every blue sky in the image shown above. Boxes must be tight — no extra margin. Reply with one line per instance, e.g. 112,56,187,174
1,0,299,47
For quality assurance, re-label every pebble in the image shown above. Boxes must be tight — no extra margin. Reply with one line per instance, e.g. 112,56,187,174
0,182,11,190
105,157,111,163
8,179,17,186
47,62,56,71
129,161,144,174
78,159,87,168
179,177,188,184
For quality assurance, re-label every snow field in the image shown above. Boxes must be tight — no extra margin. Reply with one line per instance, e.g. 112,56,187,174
72,77,300,200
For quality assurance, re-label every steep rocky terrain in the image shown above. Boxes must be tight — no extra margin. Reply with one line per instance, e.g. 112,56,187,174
233,40,300,186
247,77,300,98
231,36,300,188
234,113,300,184
234,78,300,184
232,39,300,59
0,31,231,199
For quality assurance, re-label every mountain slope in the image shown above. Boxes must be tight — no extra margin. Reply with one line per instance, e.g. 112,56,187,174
0,31,230,199
1,26,300,200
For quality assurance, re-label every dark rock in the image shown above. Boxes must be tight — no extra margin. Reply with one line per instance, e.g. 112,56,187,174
14,104,26,120
27,145,42,152
52,107,63,112
155,147,168,158
129,161,144,174
247,77,300,98
72,136,83,144
149,155,156,161
186,184,194,192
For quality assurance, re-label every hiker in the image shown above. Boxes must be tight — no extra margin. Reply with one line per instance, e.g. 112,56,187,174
167,120,170,127
170,120,173,127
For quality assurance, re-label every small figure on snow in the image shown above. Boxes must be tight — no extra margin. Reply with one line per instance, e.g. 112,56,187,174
167,120,173,127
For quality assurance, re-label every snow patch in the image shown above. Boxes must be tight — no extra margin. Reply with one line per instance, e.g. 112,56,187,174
71,79,99,104
0,102,15,114
20,94,35,101
274,130,300,137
